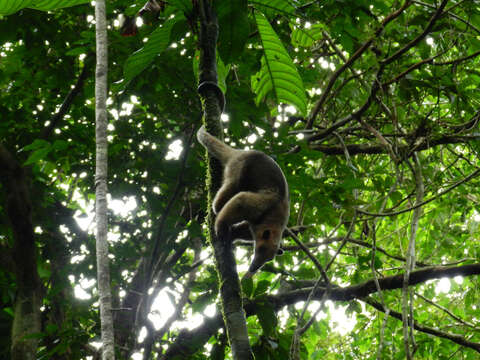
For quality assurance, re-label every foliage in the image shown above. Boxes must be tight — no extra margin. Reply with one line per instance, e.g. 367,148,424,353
1,0,480,359
0,0,89,16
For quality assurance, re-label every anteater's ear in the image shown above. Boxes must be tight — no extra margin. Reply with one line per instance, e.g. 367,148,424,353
277,248,284,255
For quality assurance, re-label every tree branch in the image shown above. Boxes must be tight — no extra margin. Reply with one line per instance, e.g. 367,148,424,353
148,127,194,281
162,263,480,358
310,135,480,156
304,0,412,129
364,297,480,353
413,0,480,36
306,0,448,141
40,56,91,139
358,167,480,217
402,154,423,358
381,0,449,66
415,292,478,328
143,239,201,360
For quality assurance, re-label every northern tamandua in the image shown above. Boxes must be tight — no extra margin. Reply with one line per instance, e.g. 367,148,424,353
197,125,290,277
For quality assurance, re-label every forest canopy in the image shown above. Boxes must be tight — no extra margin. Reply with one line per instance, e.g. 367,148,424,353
1,0,480,359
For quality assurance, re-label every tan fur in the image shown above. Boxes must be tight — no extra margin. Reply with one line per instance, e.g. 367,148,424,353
197,126,290,276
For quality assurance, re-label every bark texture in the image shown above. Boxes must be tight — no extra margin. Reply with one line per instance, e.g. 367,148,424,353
95,0,115,359
197,1,253,358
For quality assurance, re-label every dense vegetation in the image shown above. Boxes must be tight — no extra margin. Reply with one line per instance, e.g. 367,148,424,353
1,0,480,359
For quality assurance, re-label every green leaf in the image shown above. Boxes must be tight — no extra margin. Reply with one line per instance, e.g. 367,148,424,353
251,0,296,17
22,139,50,152
46,323,58,334
291,23,323,48
346,300,362,314
0,0,89,15
0,0,34,15
24,145,52,166
29,0,89,11
253,279,270,296
3,307,14,317
168,0,192,14
373,254,382,269
65,47,89,56
217,55,230,95
257,302,277,337
465,288,475,308
241,277,254,298
191,292,214,313
122,15,184,86
52,140,69,151
37,263,51,280
252,12,307,115
216,0,249,64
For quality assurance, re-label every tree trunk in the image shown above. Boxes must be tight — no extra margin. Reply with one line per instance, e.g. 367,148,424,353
0,145,42,360
197,1,253,359
95,0,115,359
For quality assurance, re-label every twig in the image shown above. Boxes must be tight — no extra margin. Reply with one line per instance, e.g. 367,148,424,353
284,236,430,266
142,238,202,360
304,0,413,129
432,49,480,66
381,0,449,66
287,229,329,284
415,292,478,329
358,167,480,217
364,297,480,353
413,0,480,36
383,51,446,86
41,56,92,139
149,127,195,280
376,308,391,360
402,154,423,359
326,212,357,271
357,115,399,162
163,263,480,358
332,132,356,171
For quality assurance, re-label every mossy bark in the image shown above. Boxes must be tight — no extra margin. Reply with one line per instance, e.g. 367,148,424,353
197,1,253,359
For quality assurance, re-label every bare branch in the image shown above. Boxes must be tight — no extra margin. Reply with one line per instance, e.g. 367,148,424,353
148,128,195,280
310,135,480,156
41,57,92,139
287,229,329,284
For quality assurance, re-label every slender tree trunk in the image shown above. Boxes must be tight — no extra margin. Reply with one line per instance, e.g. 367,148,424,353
95,1,115,359
197,1,253,359
0,146,42,360
9,179,41,360
402,154,424,359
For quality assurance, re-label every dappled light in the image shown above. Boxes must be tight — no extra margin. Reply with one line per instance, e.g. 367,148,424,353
1,0,480,359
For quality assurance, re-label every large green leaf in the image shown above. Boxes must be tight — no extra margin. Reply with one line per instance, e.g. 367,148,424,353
121,15,185,87
250,0,296,17
216,0,249,64
252,12,307,115
0,0,89,15
256,301,278,337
